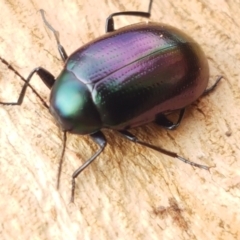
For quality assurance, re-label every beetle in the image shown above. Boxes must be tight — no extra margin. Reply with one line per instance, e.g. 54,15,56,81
0,0,222,202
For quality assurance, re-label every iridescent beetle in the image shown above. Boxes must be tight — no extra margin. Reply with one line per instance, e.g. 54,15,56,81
0,0,221,201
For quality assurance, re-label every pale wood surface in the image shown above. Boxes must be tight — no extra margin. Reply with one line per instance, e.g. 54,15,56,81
0,0,240,239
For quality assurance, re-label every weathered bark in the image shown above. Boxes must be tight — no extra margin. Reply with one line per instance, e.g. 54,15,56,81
0,0,239,239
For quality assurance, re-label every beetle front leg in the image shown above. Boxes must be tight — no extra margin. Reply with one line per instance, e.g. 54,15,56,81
0,58,54,109
155,108,185,130
118,129,209,170
71,131,107,202
105,0,153,32
1,67,54,107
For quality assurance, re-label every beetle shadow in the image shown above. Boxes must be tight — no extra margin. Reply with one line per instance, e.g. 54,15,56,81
104,107,196,158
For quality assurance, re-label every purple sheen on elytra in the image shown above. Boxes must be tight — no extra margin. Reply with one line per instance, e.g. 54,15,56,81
52,22,209,133
66,23,184,84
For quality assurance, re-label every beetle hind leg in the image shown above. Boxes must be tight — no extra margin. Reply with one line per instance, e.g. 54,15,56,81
118,129,209,170
203,76,223,96
155,108,185,130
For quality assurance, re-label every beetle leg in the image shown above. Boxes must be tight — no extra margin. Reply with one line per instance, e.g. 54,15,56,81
155,108,185,130
0,58,52,109
56,131,67,190
71,131,107,202
118,129,210,170
105,0,153,32
203,76,223,96
39,9,68,62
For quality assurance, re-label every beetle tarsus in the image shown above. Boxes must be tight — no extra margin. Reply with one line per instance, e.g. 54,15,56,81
176,156,209,170
203,76,223,96
119,130,209,170
155,108,185,130
70,131,107,202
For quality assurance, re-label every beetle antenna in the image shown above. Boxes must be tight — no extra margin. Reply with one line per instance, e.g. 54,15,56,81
0,57,48,109
39,9,60,45
57,130,67,189
39,9,68,62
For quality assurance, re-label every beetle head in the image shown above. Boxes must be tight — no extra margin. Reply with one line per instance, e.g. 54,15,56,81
49,70,102,135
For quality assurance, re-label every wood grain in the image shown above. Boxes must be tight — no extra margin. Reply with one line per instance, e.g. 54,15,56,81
0,0,240,239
